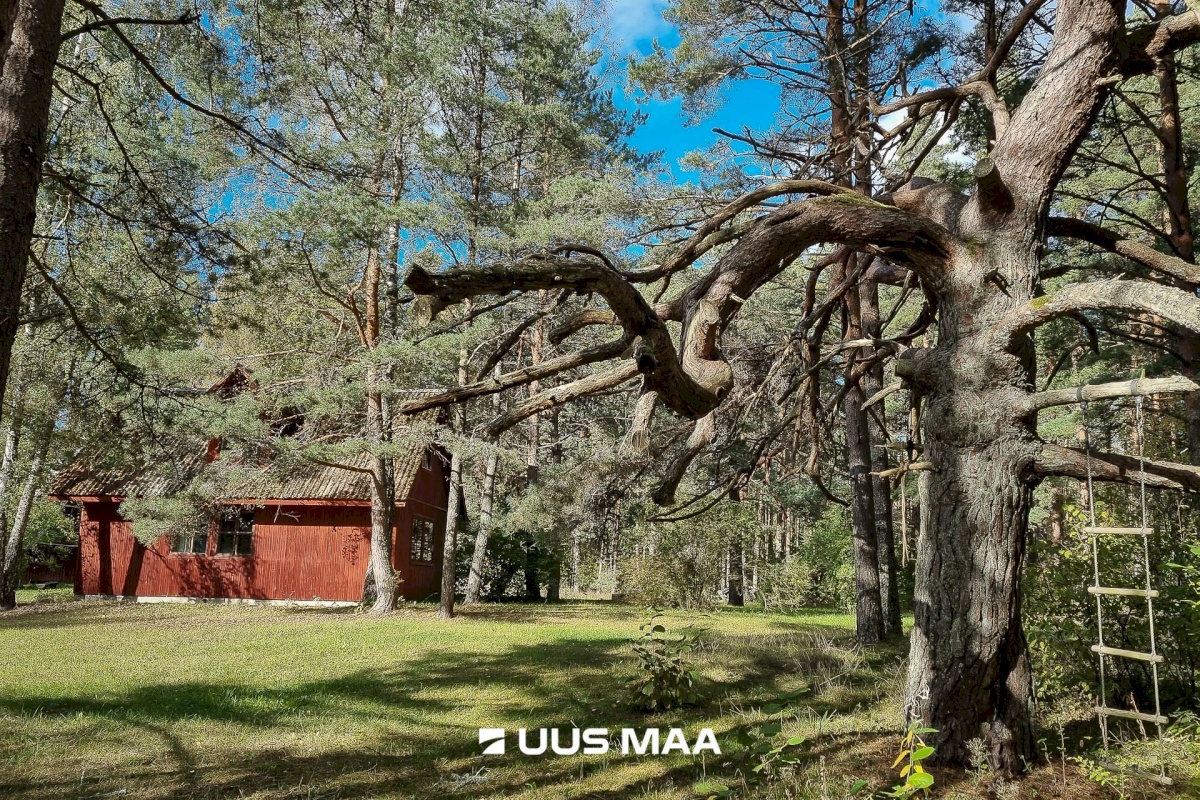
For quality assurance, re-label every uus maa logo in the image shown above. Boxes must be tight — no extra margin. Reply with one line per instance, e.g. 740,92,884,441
478,727,721,756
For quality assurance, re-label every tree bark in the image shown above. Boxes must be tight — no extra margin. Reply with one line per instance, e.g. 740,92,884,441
727,538,743,606
465,365,502,605
0,420,49,609
437,451,462,618
361,192,395,614
841,256,885,644
860,278,903,636
0,0,65,424
366,449,397,615
904,237,1042,773
1152,42,1200,465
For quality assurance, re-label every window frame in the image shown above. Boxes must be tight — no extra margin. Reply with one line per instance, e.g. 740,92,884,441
410,516,436,564
216,509,256,557
171,530,209,556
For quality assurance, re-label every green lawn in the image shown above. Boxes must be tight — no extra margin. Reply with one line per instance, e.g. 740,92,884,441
0,599,1189,799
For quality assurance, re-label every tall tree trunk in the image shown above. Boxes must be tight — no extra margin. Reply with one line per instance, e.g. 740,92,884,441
1151,43,1200,465
727,537,744,607
0,0,65,424
437,451,462,618
366,446,397,615
842,254,884,644
363,190,396,613
465,365,501,605
861,277,903,636
465,438,497,604
907,429,1034,772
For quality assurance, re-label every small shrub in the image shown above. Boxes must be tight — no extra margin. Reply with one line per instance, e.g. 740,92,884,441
626,616,705,711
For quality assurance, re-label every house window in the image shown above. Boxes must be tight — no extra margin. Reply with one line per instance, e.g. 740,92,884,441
172,530,208,555
217,510,255,556
411,517,435,563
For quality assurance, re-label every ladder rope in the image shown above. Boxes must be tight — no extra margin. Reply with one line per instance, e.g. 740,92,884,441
1081,400,1109,756
1134,396,1168,783
1080,394,1169,784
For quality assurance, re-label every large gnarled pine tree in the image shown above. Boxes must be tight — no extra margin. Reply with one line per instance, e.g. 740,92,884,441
401,0,1200,772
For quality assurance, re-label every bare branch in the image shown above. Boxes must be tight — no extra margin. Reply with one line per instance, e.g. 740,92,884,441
1035,444,1200,492
1121,8,1200,77
396,335,632,416
997,279,1200,345
485,363,639,438
652,413,717,506
548,309,617,346
1026,374,1199,411
625,388,659,454
1047,217,1200,285
63,8,196,40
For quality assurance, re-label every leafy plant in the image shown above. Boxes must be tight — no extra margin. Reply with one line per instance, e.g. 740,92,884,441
732,688,811,778
885,724,937,798
693,781,732,799
626,616,705,711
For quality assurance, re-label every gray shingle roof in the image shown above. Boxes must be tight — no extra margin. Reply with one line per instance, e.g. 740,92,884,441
51,433,438,504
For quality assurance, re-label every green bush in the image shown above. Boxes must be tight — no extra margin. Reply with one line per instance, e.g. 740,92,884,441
626,617,705,711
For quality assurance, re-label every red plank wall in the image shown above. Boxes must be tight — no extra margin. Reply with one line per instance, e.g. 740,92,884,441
75,452,451,603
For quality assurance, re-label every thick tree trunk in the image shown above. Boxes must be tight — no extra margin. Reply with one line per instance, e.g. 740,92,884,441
437,451,462,618
907,431,1035,772
1152,47,1200,465
905,246,1040,773
0,0,65,424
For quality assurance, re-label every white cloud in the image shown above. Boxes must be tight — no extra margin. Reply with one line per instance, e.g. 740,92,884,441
605,0,671,50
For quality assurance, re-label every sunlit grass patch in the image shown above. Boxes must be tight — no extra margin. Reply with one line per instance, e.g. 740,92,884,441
0,600,1188,799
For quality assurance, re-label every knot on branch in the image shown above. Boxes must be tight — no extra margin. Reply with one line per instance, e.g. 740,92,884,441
894,347,935,390
973,157,1014,218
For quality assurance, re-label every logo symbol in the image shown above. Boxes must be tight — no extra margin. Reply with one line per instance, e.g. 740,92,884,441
479,728,506,755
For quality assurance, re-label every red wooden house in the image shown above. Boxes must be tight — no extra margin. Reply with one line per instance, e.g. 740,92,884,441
50,411,453,606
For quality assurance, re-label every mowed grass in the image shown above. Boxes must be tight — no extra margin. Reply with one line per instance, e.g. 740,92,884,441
0,599,1185,800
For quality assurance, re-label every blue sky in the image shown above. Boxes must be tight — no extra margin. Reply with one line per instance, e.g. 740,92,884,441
602,0,781,179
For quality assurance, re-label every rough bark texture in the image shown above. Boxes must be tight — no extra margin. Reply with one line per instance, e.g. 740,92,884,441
0,0,65,423
465,365,503,605
841,258,884,644
861,278,903,637
437,451,462,618
465,439,496,605
366,451,397,615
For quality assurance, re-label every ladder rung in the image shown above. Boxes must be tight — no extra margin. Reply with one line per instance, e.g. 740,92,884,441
1084,526,1153,535
1096,706,1169,725
1101,762,1173,786
1091,645,1164,663
1088,586,1159,598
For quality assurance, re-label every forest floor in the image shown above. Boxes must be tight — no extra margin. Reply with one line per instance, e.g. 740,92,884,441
0,595,1193,799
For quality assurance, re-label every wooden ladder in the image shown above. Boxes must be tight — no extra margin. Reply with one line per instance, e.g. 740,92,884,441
1081,396,1172,786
